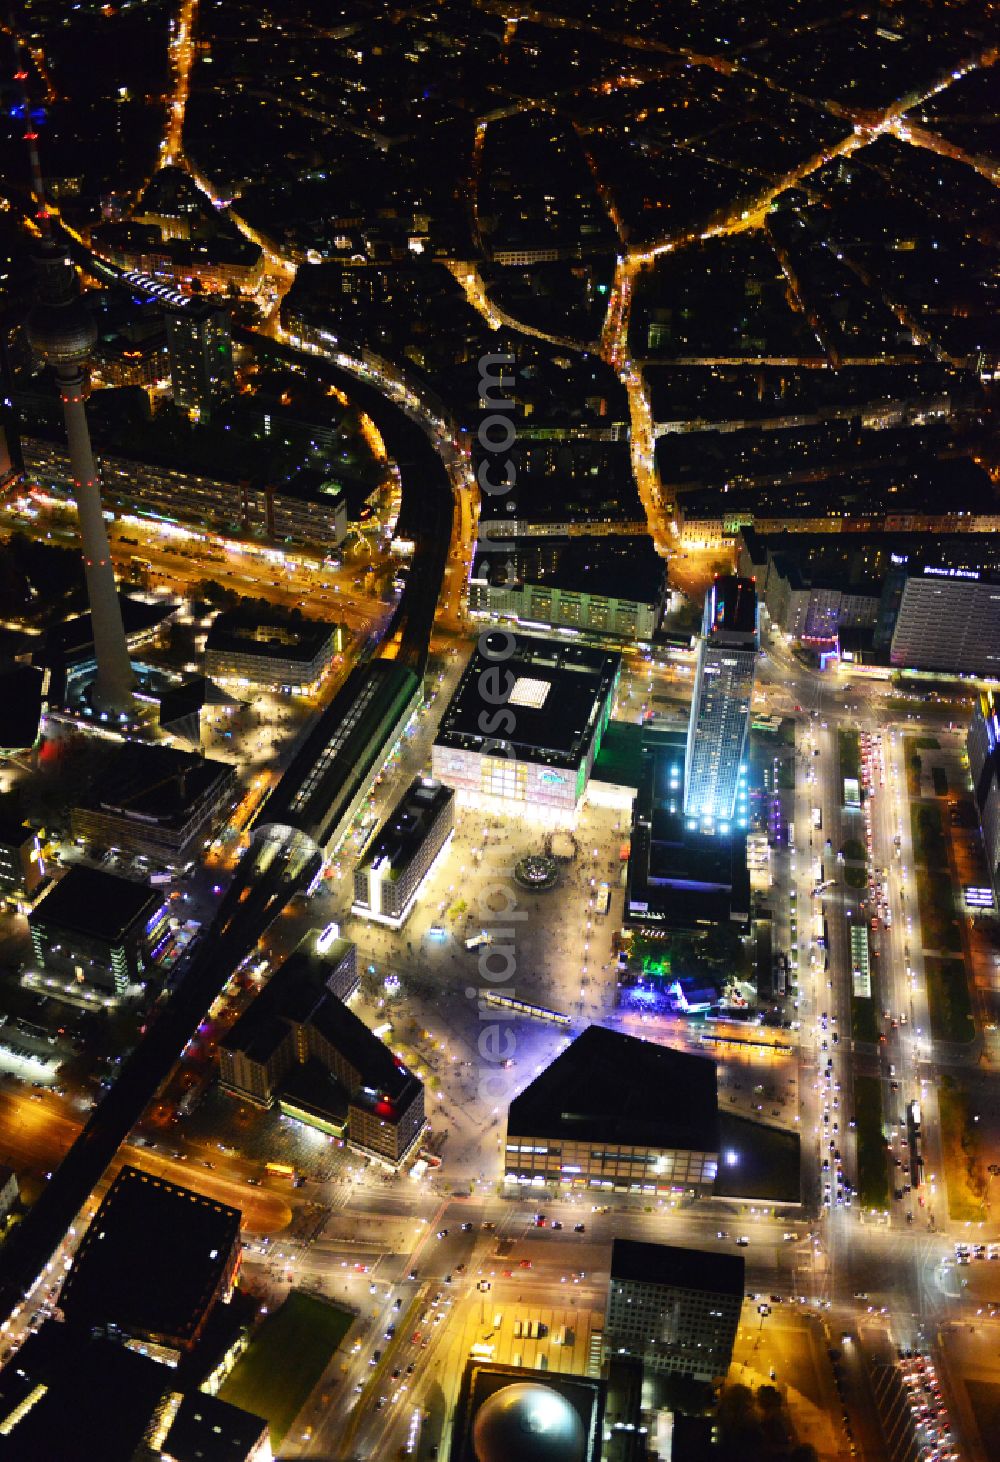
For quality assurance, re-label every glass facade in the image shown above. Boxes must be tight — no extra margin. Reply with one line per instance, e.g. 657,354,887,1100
684,579,758,831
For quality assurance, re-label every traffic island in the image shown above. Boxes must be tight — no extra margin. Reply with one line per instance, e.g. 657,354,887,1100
914,867,963,954
925,958,976,1044
938,1076,987,1223
854,1073,890,1214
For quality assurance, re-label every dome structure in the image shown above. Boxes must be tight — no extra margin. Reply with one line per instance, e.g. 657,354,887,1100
472,1382,587,1462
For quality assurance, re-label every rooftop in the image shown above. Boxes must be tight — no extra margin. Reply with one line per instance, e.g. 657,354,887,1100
472,534,666,605
357,776,453,880
81,741,235,828
30,865,161,943
507,1025,719,1153
0,1322,168,1462
610,1239,745,1296
705,576,758,641
206,609,340,665
58,1166,240,1347
435,633,620,770
41,593,178,667
223,949,419,1113
715,1111,802,1205
258,660,421,849
0,665,44,753
0,803,33,848
160,1390,269,1462
626,727,751,932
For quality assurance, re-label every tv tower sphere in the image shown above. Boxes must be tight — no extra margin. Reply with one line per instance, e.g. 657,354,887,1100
26,240,98,365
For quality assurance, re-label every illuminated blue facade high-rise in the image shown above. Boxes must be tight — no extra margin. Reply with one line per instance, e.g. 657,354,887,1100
684,576,758,832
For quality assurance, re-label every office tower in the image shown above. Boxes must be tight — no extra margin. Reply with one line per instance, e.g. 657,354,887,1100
605,1239,744,1381
166,298,234,420
684,575,758,832
26,237,135,713
889,559,1000,677
352,776,454,928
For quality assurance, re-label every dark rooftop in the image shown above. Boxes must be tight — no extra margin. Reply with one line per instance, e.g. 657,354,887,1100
40,594,178,667
610,1239,745,1296
58,1166,240,1347
30,865,161,943
626,727,751,932
0,803,33,848
507,1025,719,1153
435,632,620,769
0,665,44,753
715,1111,802,1205
706,576,758,639
81,741,235,827
206,609,340,666
0,1322,168,1461
279,1056,350,1127
356,776,453,879
161,1391,269,1462
223,948,418,1112
472,534,666,605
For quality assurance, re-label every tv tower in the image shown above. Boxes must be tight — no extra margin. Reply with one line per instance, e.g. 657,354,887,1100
17,61,135,713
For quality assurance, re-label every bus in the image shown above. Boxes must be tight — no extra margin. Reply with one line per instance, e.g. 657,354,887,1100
595,882,611,917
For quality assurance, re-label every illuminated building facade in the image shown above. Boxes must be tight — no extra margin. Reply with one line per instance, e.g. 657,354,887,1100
352,776,454,928
684,577,758,832
220,945,424,1166
204,612,342,691
432,633,620,821
606,1240,744,1381
469,534,666,643
166,299,234,421
969,690,1000,905
503,1027,720,1195
28,865,168,997
0,812,45,906
23,436,351,548
889,561,1000,676
70,742,238,866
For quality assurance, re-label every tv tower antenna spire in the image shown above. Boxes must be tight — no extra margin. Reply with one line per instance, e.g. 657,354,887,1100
14,34,136,714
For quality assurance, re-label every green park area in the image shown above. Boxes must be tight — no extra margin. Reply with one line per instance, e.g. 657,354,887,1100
915,867,963,954
938,1077,986,1222
909,801,962,953
844,864,867,890
854,1073,889,1212
925,958,975,1044
838,729,861,783
910,803,949,871
851,993,879,1044
220,1291,352,1446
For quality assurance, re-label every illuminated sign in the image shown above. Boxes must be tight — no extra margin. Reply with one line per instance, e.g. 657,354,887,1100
923,565,980,580
316,921,341,953
539,771,566,786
